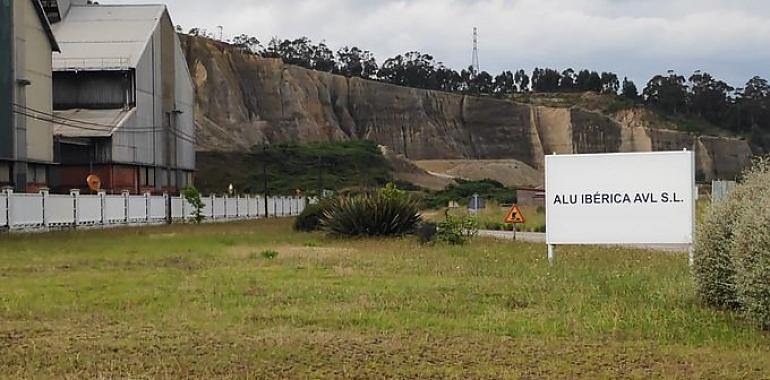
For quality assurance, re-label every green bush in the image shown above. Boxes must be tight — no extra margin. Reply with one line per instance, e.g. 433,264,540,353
422,179,517,209
436,212,479,245
732,192,770,328
694,157,770,328
693,196,741,310
293,199,334,232
321,186,421,237
731,159,770,328
182,186,205,224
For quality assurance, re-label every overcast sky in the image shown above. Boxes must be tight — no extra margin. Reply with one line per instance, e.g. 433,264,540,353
104,0,770,88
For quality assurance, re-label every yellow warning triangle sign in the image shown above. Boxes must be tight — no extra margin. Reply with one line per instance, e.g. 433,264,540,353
504,204,526,224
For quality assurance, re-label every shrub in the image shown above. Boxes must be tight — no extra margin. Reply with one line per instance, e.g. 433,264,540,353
294,199,334,232
436,211,479,245
182,186,205,224
730,158,770,328
732,191,770,328
322,186,421,237
693,196,741,309
422,179,517,209
694,157,770,327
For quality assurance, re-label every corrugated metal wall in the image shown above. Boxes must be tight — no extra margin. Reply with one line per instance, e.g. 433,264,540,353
107,9,195,187
173,33,195,171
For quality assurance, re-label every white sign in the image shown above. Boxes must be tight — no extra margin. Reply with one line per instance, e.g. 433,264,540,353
546,151,695,245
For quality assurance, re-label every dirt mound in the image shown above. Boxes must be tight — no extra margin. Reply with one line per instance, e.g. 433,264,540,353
380,146,454,191
414,160,543,188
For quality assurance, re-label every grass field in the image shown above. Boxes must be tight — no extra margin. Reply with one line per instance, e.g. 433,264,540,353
1,219,769,379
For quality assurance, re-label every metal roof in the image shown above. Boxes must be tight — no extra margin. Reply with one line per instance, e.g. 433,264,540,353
51,4,166,71
53,108,135,137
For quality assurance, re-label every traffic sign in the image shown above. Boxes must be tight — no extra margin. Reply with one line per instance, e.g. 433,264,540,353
504,204,526,224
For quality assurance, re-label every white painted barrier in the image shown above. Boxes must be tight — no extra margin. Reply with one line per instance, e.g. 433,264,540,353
11,193,44,228
226,196,238,218
105,195,126,224
0,190,306,233
47,194,75,226
128,196,147,222
0,192,7,228
79,195,103,225
149,196,166,221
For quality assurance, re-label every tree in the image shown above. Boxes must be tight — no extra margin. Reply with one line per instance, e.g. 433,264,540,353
600,72,620,94
470,71,494,95
493,71,515,96
643,71,688,114
560,68,576,91
433,65,463,92
621,77,639,100
232,34,261,54
378,51,438,89
531,68,561,92
514,69,530,92
336,47,377,78
311,43,336,72
688,70,734,123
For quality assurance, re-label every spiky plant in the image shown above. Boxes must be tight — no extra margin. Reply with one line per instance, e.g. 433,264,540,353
321,190,421,237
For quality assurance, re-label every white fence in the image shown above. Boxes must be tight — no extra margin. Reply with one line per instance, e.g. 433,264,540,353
0,189,307,232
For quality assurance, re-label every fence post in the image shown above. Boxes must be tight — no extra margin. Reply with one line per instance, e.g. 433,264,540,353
40,189,49,229
2,187,10,229
98,191,106,225
162,192,169,224
70,189,80,227
181,194,186,221
122,190,130,224
164,192,171,224
210,195,215,220
145,192,151,223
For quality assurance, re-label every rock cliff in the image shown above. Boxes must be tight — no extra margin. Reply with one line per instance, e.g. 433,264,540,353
182,36,754,181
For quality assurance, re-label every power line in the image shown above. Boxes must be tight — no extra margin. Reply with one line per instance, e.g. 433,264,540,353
12,109,198,145
12,103,197,141
11,104,197,143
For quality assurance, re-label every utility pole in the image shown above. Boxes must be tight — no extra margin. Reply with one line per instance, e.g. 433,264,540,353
262,140,268,217
217,26,223,41
166,110,182,224
317,155,324,197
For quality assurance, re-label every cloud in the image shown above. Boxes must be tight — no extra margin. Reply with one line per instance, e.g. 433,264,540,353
103,0,770,86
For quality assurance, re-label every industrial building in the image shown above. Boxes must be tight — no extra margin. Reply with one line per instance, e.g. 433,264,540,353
0,0,60,192
47,0,195,194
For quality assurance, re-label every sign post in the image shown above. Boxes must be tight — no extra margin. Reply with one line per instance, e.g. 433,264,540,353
545,151,696,266
504,204,526,241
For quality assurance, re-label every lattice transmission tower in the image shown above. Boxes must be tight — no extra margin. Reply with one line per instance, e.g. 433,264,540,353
471,27,480,77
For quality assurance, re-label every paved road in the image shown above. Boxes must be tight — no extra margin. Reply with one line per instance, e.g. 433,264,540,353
478,230,689,253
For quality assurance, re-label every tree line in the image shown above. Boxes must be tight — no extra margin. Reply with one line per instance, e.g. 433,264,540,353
186,29,770,139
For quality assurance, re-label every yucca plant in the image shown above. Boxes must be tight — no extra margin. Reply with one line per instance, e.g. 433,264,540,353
321,187,421,237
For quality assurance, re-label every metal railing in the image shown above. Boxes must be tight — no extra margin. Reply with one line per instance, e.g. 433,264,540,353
53,57,132,71
0,189,308,232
